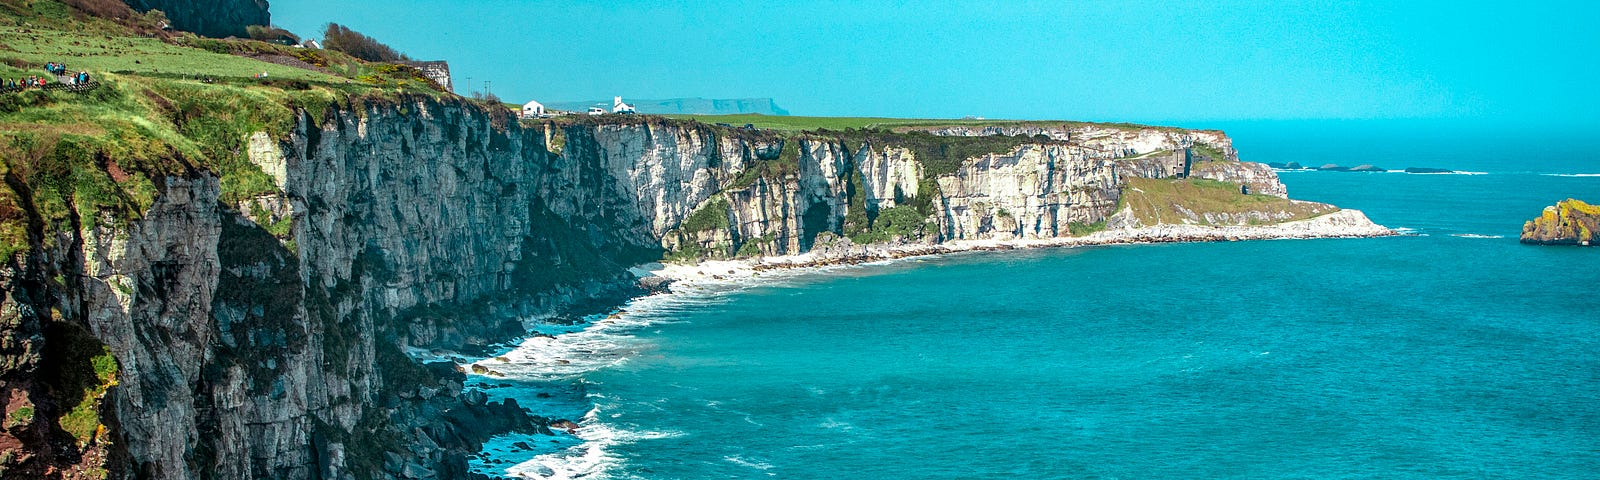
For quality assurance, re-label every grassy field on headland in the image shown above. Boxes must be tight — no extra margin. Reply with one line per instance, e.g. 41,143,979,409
1119,177,1333,226
660,113,1169,133
0,0,463,260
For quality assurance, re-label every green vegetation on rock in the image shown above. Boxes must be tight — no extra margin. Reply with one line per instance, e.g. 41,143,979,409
1521,198,1600,246
5,405,33,427
727,137,801,189
848,205,932,244
677,195,731,233
734,233,776,258
37,319,119,448
663,196,735,262
59,348,117,445
830,128,1047,178
1190,142,1229,162
1068,220,1107,236
1119,177,1333,226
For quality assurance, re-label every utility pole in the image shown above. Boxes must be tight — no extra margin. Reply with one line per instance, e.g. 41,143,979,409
466,77,472,97
484,80,492,100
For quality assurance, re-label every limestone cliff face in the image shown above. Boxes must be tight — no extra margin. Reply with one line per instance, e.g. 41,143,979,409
1,98,659,479
1521,199,1600,246
856,146,923,211
1190,161,1288,198
588,120,1291,256
1,98,1314,479
936,145,1119,240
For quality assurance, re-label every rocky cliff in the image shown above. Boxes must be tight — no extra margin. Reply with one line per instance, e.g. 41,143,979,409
127,0,270,38
1,97,657,479
1521,198,1600,246
1,93,1377,479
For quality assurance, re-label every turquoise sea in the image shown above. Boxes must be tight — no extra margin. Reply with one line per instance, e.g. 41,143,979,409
472,121,1600,479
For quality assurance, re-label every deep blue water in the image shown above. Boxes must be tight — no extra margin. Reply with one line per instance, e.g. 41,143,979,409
479,122,1600,479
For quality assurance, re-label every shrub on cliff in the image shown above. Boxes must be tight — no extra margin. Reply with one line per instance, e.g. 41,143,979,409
62,0,135,20
246,24,300,45
323,23,410,62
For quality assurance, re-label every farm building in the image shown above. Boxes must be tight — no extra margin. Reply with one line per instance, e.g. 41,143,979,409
521,100,546,118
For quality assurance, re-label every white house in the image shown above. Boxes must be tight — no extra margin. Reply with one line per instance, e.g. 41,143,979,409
612,96,636,114
521,100,546,118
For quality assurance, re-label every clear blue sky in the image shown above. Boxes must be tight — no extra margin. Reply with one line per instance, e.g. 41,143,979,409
270,0,1598,127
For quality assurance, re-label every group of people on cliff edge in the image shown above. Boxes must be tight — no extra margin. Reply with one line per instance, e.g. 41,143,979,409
3,61,92,92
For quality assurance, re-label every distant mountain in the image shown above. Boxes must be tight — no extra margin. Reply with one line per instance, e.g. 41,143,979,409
544,98,789,116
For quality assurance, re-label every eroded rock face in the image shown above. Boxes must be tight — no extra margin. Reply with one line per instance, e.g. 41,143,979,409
937,145,1119,240
857,146,923,211
80,176,226,478
1521,199,1600,246
1191,161,1289,198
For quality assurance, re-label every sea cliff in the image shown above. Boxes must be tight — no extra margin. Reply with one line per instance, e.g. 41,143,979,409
2,88,1389,479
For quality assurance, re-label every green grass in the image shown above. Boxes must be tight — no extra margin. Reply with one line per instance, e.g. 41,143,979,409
0,25,343,83
5,405,32,427
1068,220,1107,236
676,196,731,233
59,348,117,445
661,114,1014,132
0,6,454,260
662,113,1173,134
1120,177,1334,226
0,70,314,254
1190,142,1229,162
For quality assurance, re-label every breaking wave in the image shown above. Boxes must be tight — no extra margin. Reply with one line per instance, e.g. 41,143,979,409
465,266,837,479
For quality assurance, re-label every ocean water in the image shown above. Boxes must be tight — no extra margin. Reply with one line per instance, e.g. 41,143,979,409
472,121,1600,479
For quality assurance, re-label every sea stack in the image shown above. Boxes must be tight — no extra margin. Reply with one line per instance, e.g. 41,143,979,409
1521,199,1600,245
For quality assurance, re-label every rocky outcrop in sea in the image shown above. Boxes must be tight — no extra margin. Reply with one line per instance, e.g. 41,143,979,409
1521,198,1600,246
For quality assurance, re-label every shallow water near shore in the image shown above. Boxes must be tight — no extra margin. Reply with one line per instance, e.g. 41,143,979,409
475,124,1600,478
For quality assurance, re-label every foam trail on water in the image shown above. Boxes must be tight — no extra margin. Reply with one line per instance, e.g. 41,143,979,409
1542,173,1600,177
465,266,835,479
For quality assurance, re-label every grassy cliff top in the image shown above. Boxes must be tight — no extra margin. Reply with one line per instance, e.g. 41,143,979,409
659,113,1189,134
0,0,469,259
1119,178,1334,227
0,5,441,91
